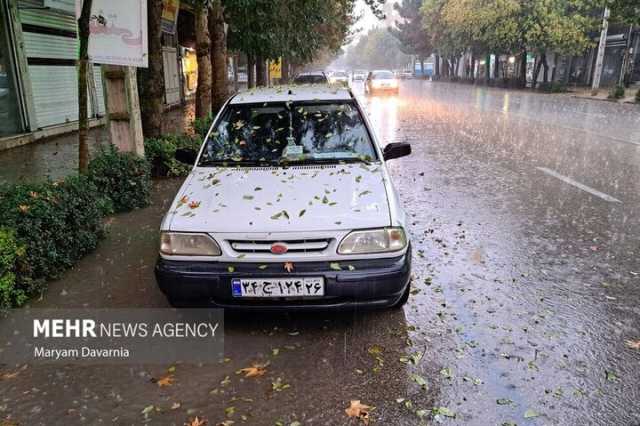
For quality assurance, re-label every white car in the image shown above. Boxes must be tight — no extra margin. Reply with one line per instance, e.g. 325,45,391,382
329,71,349,87
365,70,399,94
156,85,412,310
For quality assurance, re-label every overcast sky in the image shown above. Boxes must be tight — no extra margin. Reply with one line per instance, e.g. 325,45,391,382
347,0,398,47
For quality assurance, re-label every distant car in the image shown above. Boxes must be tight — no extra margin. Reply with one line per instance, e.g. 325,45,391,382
155,84,413,310
352,71,367,81
293,72,328,84
400,70,414,80
365,70,399,94
329,71,349,86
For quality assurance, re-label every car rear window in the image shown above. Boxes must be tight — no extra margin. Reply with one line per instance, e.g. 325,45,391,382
372,71,394,79
293,74,327,84
199,101,377,166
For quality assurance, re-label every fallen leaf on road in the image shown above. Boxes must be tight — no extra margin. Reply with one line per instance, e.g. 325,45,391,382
345,400,372,424
524,409,540,418
432,407,455,418
171,402,181,410
238,363,268,378
625,339,640,350
185,416,207,426
271,377,290,391
1,371,20,380
157,375,175,387
606,370,619,382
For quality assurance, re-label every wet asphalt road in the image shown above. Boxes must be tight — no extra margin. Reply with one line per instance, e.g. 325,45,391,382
1,80,640,426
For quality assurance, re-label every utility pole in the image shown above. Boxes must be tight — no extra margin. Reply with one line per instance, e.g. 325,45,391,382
591,7,610,95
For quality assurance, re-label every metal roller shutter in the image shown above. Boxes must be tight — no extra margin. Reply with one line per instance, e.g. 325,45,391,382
17,1,104,128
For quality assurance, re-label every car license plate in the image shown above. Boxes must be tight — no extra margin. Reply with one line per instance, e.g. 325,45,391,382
231,277,325,298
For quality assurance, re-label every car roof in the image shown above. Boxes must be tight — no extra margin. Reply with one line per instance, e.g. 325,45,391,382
297,71,325,76
230,85,353,104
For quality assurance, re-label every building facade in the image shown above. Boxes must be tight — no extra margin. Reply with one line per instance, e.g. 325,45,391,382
0,0,193,150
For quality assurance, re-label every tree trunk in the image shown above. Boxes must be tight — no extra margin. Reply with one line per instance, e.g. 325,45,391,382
77,0,92,174
532,55,542,89
563,56,574,85
493,54,500,80
519,50,527,88
470,52,476,82
247,54,255,89
195,4,211,119
255,56,266,86
137,0,164,138
485,54,491,84
233,53,239,92
281,57,289,83
434,54,440,79
209,0,228,114
542,53,549,84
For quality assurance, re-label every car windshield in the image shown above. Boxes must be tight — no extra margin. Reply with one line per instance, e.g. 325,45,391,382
293,74,326,84
372,71,394,79
198,101,377,166
333,72,348,78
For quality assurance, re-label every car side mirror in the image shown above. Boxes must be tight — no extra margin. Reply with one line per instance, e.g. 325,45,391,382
383,142,411,161
175,148,197,165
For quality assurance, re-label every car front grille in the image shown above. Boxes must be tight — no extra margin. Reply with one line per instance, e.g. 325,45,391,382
229,239,332,254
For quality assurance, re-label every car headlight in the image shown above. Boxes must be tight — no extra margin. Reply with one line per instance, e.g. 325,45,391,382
390,79,398,87
160,232,221,256
338,228,407,254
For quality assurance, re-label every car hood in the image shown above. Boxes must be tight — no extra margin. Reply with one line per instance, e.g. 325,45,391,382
166,163,391,233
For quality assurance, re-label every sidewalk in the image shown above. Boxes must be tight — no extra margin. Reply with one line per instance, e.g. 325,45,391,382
568,84,639,104
0,102,195,185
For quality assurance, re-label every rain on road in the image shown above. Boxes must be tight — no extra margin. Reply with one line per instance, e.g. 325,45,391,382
1,80,639,425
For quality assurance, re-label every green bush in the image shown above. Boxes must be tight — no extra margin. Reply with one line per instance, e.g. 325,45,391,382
144,134,202,177
608,84,625,99
0,176,106,297
88,145,152,212
192,115,214,139
0,228,26,309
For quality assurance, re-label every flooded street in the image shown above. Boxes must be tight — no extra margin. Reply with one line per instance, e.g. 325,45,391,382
1,80,639,425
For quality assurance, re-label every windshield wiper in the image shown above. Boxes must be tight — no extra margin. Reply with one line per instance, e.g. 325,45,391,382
277,157,373,166
198,159,274,167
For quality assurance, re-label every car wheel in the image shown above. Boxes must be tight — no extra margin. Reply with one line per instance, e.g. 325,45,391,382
391,283,410,309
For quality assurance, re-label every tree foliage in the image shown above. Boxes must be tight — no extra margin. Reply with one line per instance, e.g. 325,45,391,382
421,0,600,59
225,0,387,65
389,0,432,58
343,27,411,69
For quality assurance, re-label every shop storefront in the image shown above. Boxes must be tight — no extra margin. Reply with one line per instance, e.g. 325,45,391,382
0,0,25,137
0,0,106,145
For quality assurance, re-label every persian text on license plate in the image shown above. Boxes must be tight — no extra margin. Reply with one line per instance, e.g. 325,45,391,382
231,277,325,298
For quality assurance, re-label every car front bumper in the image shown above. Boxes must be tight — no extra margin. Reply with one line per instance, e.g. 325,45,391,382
155,247,411,310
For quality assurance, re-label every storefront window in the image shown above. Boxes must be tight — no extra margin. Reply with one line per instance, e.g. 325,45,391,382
0,9,22,137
